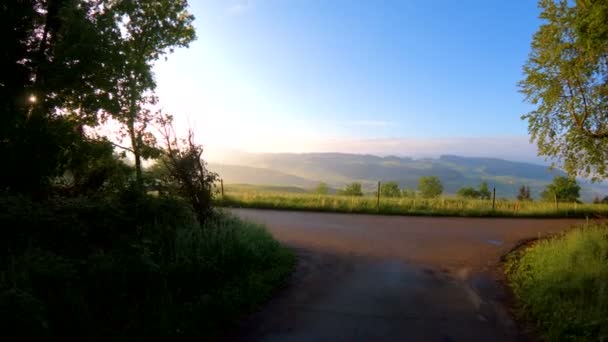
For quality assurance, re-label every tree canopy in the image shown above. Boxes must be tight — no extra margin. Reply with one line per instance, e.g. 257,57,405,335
541,176,581,202
418,176,443,199
338,182,363,196
314,182,329,195
380,181,401,198
520,0,608,180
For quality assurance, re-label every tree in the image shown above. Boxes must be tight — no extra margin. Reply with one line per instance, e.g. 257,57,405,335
314,182,329,195
541,176,581,202
479,181,491,200
0,0,132,195
517,185,532,201
457,187,480,199
418,176,443,198
401,188,416,198
156,114,217,225
380,181,401,197
338,182,363,196
519,0,608,180
107,0,196,190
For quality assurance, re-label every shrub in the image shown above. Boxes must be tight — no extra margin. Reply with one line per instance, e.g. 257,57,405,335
0,193,294,340
505,225,608,341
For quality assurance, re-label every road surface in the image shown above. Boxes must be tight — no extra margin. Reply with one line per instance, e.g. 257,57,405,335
227,209,582,342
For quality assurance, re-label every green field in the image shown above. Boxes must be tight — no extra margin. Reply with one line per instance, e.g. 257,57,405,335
505,224,608,341
216,187,608,218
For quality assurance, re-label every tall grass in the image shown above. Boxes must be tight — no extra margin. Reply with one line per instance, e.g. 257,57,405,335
217,191,608,218
0,194,294,340
505,224,608,341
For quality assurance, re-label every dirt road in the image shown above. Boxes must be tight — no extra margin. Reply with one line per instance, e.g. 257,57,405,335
228,209,583,341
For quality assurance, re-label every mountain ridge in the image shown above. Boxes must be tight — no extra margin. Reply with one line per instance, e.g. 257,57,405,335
207,152,607,201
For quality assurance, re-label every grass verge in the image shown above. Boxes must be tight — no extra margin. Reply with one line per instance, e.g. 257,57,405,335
504,224,608,341
217,192,608,218
0,194,295,340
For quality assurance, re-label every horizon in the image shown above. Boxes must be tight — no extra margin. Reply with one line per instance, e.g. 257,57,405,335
153,1,543,159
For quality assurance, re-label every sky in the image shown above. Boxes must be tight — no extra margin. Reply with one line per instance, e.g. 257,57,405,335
153,0,545,163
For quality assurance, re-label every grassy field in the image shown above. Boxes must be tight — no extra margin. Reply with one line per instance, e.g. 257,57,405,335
504,224,608,341
216,190,608,218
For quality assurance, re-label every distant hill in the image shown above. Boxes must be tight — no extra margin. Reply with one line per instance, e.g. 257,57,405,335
208,163,316,189
208,152,608,201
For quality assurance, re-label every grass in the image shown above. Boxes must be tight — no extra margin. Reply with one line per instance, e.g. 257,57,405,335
216,190,608,218
0,194,295,340
504,224,608,341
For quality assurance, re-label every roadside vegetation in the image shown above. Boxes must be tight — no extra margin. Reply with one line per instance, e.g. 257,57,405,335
218,175,608,218
504,224,608,341
509,0,608,340
1,1,293,339
218,191,608,218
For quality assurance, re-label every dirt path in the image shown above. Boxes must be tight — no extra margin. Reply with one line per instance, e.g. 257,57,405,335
227,209,583,341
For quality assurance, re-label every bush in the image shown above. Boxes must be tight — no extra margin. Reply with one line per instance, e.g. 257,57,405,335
0,193,294,340
505,224,608,341
418,176,443,198
337,182,363,196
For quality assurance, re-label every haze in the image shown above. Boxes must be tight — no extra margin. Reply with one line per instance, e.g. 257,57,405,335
153,0,543,162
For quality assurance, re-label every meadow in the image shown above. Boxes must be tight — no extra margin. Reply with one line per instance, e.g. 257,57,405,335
504,224,608,341
216,188,608,218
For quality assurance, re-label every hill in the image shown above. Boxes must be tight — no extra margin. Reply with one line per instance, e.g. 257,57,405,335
208,152,608,201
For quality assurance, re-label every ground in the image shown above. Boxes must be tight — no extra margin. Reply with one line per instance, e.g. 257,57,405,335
225,209,582,341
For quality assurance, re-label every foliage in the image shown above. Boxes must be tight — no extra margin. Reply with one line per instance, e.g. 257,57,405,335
0,194,294,339
457,187,480,199
418,176,443,198
380,181,401,198
0,0,128,195
107,0,196,188
505,224,608,341
314,182,329,195
540,176,581,202
519,0,608,180
155,114,218,225
338,182,363,196
517,185,532,201
401,188,416,198
218,191,608,218
478,181,491,200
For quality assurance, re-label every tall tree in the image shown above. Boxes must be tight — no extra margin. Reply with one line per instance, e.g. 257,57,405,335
517,185,532,201
418,176,443,199
108,0,196,189
541,176,581,202
479,181,491,200
380,181,401,198
0,0,125,194
520,0,608,180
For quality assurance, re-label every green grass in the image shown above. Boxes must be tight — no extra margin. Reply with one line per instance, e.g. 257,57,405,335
216,191,608,218
223,183,310,194
0,194,295,340
504,224,608,341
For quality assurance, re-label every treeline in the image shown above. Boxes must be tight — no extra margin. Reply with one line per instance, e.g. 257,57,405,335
314,176,600,203
0,1,292,339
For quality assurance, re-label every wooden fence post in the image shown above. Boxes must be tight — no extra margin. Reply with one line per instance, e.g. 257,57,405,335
554,192,558,210
377,181,381,212
492,187,496,210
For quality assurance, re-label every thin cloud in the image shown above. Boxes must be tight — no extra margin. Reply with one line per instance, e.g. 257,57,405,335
227,0,253,15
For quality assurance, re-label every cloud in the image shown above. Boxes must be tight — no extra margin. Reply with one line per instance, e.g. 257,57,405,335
227,0,253,15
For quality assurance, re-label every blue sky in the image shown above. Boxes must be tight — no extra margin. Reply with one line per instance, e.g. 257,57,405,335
154,0,544,162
